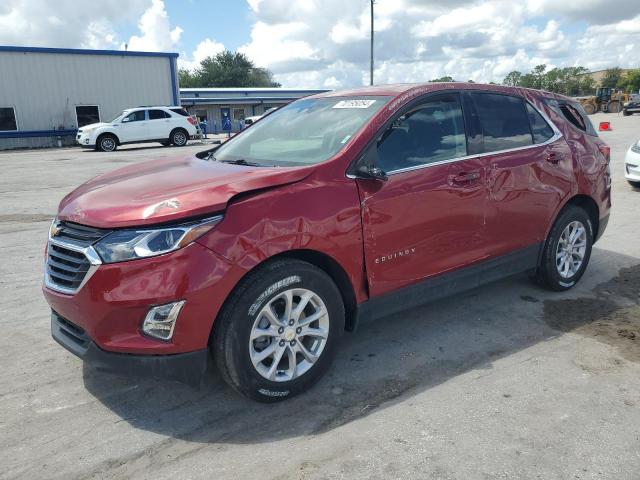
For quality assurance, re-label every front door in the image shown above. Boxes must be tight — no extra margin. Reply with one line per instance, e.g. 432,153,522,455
119,109,148,142
358,93,489,297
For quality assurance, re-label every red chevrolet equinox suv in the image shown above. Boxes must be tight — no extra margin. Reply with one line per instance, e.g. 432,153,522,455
43,83,611,401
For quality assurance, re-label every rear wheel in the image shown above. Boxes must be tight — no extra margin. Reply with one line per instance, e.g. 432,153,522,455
170,128,188,146
96,134,117,152
534,205,593,291
212,259,344,402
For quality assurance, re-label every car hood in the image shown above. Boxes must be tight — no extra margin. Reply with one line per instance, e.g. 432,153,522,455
78,122,110,130
57,156,312,228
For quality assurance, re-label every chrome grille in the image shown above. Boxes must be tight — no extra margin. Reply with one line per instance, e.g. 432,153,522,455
45,221,110,294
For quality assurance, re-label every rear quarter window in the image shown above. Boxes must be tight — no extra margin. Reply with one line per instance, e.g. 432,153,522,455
545,99,598,137
170,108,190,117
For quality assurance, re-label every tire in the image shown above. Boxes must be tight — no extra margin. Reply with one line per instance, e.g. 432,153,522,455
212,259,344,402
628,180,640,189
534,205,593,291
608,101,621,114
96,134,117,152
583,103,596,115
623,110,631,117
170,129,188,147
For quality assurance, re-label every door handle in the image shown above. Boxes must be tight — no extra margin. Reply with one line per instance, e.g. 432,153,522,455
449,171,481,186
546,152,559,164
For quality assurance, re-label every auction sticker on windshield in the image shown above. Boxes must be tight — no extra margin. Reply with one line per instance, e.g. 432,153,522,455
333,99,377,109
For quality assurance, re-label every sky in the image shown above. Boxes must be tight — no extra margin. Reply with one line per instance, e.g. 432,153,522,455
0,0,639,88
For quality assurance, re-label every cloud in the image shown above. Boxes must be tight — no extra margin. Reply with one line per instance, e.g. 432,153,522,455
0,0,149,49
178,38,226,71
125,0,182,51
239,0,640,88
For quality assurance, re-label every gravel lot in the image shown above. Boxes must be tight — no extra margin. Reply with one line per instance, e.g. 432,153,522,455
1,115,639,480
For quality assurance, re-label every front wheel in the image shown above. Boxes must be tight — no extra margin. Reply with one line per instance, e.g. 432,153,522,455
212,259,344,402
533,205,593,291
96,134,117,152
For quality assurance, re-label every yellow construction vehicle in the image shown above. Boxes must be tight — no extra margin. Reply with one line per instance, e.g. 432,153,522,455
580,87,630,114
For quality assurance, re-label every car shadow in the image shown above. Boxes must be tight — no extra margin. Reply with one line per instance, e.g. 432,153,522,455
83,247,640,445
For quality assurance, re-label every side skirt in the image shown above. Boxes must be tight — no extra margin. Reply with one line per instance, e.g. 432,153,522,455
354,243,542,327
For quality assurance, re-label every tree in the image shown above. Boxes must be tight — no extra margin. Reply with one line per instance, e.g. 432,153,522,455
178,68,199,88
178,50,281,88
619,69,640,92
502,65,595,95
503,71,522,86
600,68,622,89
430,76,455,82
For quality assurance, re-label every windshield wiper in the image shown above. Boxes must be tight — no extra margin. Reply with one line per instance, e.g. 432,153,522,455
219,158,263,167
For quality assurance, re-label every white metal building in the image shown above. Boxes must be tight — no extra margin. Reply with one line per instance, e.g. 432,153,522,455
0,46,179,150
180,87,330,133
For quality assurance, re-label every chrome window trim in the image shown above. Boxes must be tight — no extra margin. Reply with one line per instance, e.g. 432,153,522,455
385,98,561,176
346,94,562,179
44,236,102,295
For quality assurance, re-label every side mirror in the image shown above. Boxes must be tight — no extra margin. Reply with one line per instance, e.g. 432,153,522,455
355,164,388,181
121,117,130,123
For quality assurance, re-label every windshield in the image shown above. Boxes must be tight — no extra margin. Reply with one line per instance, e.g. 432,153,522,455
110,111,127,122
212,96,391,167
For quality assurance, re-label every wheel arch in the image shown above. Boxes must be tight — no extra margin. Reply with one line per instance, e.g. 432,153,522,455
557,194,600,240
209,248,359,343
96,131,120,145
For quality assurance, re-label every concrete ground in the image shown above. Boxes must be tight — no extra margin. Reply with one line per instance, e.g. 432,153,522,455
0,114,639,479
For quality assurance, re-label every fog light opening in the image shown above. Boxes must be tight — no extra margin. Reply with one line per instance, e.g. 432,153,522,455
142,301,185,341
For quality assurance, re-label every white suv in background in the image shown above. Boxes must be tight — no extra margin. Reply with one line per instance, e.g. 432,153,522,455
76,106,198,152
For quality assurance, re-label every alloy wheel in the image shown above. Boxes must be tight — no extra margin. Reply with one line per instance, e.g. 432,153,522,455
555,220,587,279
249,288,329,382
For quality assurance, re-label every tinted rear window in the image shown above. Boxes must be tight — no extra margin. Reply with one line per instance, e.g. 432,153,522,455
149,109,169,120
471,93,532,153
525,103,554,144
170,108,190,117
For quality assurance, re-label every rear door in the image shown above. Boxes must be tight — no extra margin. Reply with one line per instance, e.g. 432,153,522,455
119,109,148,142
468,92,572,257
148,109,172,140
357,93,490,297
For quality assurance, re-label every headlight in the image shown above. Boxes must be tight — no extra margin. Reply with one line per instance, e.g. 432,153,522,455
632,140,640,154
94,215,223,263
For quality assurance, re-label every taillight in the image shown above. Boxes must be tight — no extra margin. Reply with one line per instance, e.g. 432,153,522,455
598,144,610,163
187,116,198,126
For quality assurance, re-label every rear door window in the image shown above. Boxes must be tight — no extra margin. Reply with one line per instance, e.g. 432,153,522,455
525,103,554,144
149,109,169,120
471,93,533,153
377,94,467,173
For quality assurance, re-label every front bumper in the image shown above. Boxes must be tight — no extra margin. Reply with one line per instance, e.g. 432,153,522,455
76,131,95,147
51,311,208,385
625,148,640,182
43,241,242,355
